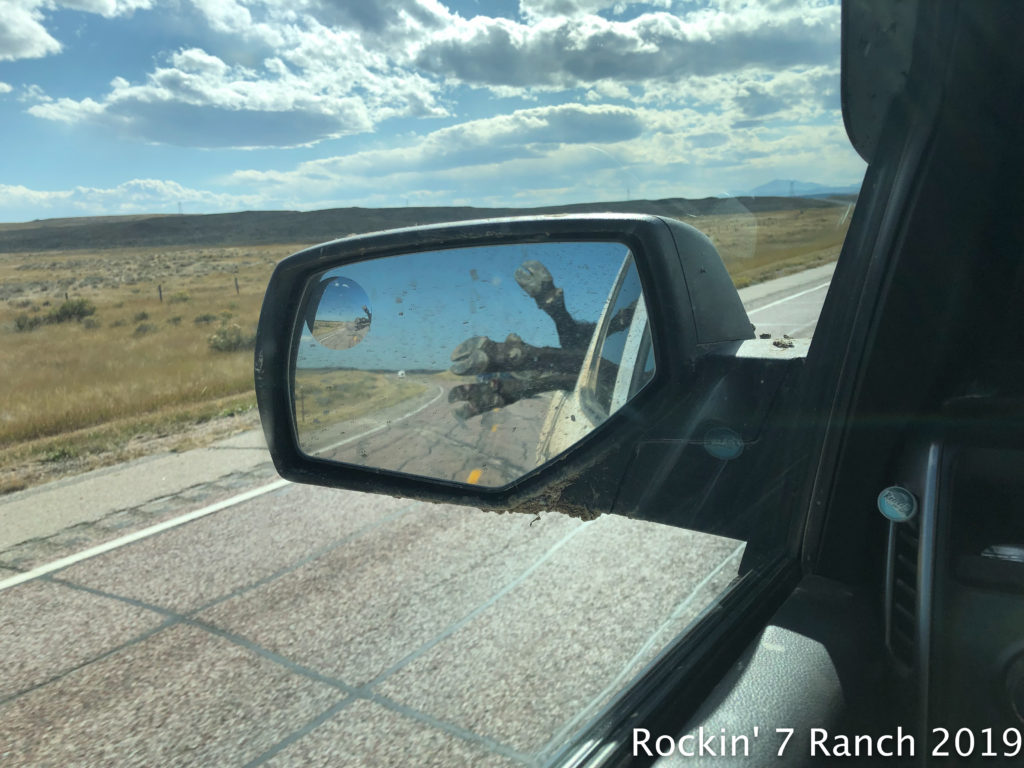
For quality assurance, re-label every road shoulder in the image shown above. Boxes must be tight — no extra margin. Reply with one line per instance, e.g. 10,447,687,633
0,428,273,552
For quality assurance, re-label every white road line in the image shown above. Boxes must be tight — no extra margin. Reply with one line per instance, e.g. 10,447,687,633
746,280,831,315
0,478,290,593
2,276,826,595
2,384,448,593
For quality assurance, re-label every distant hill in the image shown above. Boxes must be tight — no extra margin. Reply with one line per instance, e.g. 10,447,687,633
0,195,846,253
740,179,862,199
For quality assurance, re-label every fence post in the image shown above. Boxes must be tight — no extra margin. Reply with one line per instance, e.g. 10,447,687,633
235,277,240,295
158,284,163,303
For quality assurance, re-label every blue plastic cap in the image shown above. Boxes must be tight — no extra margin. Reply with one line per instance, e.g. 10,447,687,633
878,486,918,523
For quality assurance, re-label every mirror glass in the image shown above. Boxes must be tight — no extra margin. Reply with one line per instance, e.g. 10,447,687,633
292,241,654,487
305,276,372,350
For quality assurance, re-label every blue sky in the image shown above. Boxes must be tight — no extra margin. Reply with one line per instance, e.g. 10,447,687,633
0,0,866,222
298,241,629,371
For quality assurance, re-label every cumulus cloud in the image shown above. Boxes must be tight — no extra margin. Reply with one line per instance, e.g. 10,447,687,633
0,0,63,60
0,179,258,219
0,116,863,221
61,0,152,15
410,3,839,90
0,183,69,209
6,0,863,218
20,0,457,147
733,66,839,119
25,43,448,147
66,177,257,211
0,81,13,93
8,0,454,146
229,103,647,186
211,80,863,212
15,0,841,149
299,0,448,36
519,0,672,21
0,0,153,61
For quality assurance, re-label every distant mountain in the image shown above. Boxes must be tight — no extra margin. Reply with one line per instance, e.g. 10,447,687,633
738,179,861,198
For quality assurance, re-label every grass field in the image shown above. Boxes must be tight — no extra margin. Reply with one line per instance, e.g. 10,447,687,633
0,203,851,493
0,242,308,492
698,203,852,287
294,368,428,428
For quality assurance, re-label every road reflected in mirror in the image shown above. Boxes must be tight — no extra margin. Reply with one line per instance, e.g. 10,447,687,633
305,276,372,350
292,241,653,487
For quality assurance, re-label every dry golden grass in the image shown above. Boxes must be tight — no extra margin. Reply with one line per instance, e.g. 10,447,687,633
0,394,259,495
0,204,851,493
430,369,467,385
695,204,853,287
0,243,312,489
294,369,428,425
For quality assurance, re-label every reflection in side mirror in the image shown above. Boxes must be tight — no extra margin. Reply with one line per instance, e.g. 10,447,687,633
305,276,372,350
292,241,654,488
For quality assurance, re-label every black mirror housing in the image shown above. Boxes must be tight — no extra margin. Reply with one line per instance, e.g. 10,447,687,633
254,213,752,518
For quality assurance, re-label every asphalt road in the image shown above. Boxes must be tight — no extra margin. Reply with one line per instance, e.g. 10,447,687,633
301,381,553,488
0,262,835,768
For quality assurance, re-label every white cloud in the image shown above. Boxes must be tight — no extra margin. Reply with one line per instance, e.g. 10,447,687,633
220,97,863,210
519,0,672,22
410,3,839,91
0,105,864,221
18,82,51,102
27,95,104,121
732,66,839,119
25,43,448,147
5,0,863,219
586,80,631,101
0,0,153,61
0,81,13,93
189,0,252,33
61,0,152,15
296,0,449,36
69,177,257,211
0,183,70,209
0,0,62,60
0,179,258,219
228,103,647,186
21,0,455,147
15,0,840,149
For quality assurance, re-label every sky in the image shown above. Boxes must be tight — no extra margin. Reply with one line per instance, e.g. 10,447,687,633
297,241,630,371
0,0,867,222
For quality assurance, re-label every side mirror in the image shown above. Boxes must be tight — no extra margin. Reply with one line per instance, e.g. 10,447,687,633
254,214,754,518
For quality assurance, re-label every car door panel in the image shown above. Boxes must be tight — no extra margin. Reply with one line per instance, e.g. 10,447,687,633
655,576,882,768
611,353,806,542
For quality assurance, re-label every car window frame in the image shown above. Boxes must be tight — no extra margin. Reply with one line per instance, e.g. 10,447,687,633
545,35,944,763
610,297,652,412
579,253,648,425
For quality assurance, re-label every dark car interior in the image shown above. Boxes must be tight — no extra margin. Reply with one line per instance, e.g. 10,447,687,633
814,0,1024,757
571,1,1024,765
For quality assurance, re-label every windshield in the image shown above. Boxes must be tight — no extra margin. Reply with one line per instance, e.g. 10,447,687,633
1,1,865,765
